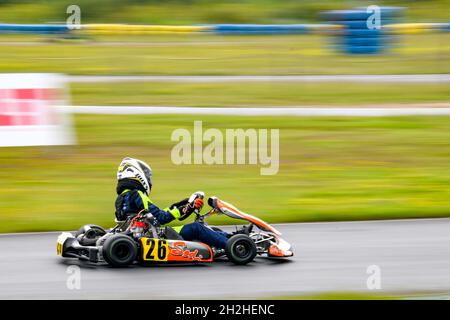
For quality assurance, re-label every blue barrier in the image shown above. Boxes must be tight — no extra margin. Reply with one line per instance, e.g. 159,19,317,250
214,24,319,35
323,8,402,21
0,21,447,39
344,29,383,37
324,7,404,54
0,23,333,35
344,36,384,47
344,45,383,54
0,24,69,34
331,19,396,30
433,23,450,31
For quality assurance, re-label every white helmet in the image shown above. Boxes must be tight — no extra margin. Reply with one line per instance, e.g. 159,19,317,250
117,157,153,194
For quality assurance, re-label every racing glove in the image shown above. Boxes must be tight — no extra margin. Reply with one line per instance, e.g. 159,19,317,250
170,198,190,220
193,198,204,210
171,197,204,221
170,198,189,211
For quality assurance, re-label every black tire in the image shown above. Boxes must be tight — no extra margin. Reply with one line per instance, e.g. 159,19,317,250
102,234,137,267
225,234,257,265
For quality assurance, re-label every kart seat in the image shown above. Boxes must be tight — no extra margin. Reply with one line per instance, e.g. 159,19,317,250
164,226,184,240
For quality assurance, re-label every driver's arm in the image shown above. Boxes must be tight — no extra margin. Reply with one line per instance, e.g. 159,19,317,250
135,191,181,225
170,197,204,220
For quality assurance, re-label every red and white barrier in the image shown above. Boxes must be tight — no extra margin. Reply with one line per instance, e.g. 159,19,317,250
0,73,74,147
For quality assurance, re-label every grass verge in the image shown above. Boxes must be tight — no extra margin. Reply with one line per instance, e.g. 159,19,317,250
0,1,448,24
0,114,449,233
71,82,450,106
0,34,448,75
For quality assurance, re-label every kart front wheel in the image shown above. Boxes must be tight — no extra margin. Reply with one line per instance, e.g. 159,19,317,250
102,234,137,267
225,234,257,265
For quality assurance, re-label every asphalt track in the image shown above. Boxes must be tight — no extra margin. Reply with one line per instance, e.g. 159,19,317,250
1,218,450,299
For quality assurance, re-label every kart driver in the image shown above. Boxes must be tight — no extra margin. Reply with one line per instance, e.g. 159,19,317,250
114,157,232,249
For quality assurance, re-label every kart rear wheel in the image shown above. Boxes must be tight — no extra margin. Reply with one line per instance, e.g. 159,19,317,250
225,234,257,265
102,234,137,267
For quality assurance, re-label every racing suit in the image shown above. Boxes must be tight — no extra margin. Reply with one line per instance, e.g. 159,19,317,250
115,183,229,249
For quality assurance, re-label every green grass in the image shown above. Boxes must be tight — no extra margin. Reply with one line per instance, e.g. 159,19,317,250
0,0,448,24
71,82,450,106
0,114,449,233
0,34,449,75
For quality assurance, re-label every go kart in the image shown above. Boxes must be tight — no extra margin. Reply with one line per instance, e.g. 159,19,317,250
56,192,293,267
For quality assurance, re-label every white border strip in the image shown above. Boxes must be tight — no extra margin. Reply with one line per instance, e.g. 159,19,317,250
67,74,450,83
62,106,450,116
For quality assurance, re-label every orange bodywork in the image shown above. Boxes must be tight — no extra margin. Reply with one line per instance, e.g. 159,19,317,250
269,245,285,257
167,241,213,263
268,244,293,257
217,199,282,236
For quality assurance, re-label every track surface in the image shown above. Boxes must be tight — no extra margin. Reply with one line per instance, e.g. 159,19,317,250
1,218,450,299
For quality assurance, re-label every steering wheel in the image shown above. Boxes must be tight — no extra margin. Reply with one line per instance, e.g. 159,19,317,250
178,191,204,221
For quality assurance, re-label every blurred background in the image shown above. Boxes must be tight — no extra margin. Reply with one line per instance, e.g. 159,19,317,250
0,0,448,233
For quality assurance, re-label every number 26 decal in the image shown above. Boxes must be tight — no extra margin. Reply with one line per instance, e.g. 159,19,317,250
142,239,168,261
